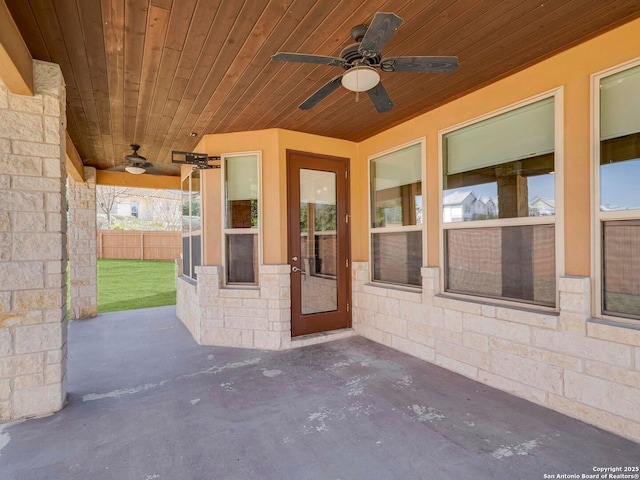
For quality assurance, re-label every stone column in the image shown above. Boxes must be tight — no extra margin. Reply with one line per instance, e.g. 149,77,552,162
0,61,67,421
68,167,97,319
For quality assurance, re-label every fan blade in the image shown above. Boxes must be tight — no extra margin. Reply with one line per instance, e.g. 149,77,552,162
381,56,459,73
359,12,403,58
299,75,343,110
272,52,345,67
367,82,394,113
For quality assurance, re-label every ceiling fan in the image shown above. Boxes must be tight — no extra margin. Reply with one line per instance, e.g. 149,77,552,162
272,12,459,113
124,144,151,174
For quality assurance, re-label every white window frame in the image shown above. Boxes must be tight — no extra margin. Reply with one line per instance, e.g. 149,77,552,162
367,138,427,290
438,88,565,310
221,151,262,287
181,169,203,281
591,57,640,324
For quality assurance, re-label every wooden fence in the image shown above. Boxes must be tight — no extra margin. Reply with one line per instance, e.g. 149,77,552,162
97,230,181,261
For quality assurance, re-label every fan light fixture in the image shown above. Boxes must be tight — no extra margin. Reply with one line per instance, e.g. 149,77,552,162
341,66,380,92
125,165,145,175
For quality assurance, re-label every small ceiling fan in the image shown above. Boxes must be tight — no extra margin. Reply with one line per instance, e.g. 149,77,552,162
272,12,459,113
124,144,151,174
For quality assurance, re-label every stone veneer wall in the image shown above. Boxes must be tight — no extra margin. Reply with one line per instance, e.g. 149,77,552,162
0,61,68,421
68,166,97,319
352,262,640,442
177,264,291,350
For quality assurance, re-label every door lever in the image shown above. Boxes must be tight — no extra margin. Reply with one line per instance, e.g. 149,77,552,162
291,266,301,273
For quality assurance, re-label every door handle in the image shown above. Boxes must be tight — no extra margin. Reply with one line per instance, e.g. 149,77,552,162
291,266,301,273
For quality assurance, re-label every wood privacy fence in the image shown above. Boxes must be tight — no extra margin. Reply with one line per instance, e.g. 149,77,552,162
97,230,181,261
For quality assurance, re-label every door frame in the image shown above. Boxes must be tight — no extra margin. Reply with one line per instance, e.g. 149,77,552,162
286,150,351,337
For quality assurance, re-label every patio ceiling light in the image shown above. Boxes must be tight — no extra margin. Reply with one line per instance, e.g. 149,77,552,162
125,165,146,175
341,66,380,92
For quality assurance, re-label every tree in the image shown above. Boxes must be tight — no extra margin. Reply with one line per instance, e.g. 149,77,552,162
149,196,182,231
96,186,125,227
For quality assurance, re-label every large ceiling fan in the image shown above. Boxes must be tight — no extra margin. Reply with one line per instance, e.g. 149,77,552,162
105,144,181,176
272,12,459,113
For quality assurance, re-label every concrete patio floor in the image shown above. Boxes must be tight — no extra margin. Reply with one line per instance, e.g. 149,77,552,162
0,306,638,480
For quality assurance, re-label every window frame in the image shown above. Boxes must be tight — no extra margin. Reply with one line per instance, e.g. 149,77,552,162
438,88,564,310
591,57,640,324
367,138,426,290
220,151,262,287
181,169,202,281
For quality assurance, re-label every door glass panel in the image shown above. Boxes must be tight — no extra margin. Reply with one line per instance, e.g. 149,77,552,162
300,169,338,315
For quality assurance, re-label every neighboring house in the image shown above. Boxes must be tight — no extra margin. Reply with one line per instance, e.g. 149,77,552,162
480,197,498,218
529,196,555,216
443,190,483,222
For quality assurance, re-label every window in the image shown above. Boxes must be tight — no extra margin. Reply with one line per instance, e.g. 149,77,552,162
181,170,202,280
442,94,559,306
130,201,138,218
223,153,260,285
596,62,640,320
369,142,423,287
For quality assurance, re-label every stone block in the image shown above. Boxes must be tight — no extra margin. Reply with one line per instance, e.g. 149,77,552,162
240,329,254,348
584,359,640,389
495,306,558,329
0,212,9,231
481,305,497,318
443,308,463,331
462,331,489,352
11,140,60,158
13,289,63,311
45,362,62,384
433,296,483,315
463,313,531,344
391,336,435,362
489,337,582,371
224,316,268,331
0,262,44,290
532,329,631,368
434,354,478,379
43,96,60,116
0,112,43,141
9,95,44,114
12,383,64,418
564,370,640,423
0,155,43,177
12,212,46,231
362,284,388,297
359,324,392,347
377,296,400,316
478,370,547,406
253,331,282,350
558,276,590,294
0,292,10,312
0,311,43,329
491,350,564,394
0,138,9,153
0,379,10,400
34,61,64,97
44,117,61,144
374,313,407,338
436,339,490,371
15,323,63,354
559,292,589,315
0,83,7,108
387,288,422,303
0,352,45,377
13,233,63,260
558,312,587,334
45,192,64,212
42,158,63,178
587,322,640,347
407,320,458,345
548,394,640,444
0,190,44,212
14,373,44,390
0,328,12,357
354,292,379,311
242,298,268,309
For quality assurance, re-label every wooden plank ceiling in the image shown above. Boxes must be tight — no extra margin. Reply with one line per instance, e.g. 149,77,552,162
6,0,640,172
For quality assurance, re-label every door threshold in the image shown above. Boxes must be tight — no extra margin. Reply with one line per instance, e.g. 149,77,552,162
291,328,356,349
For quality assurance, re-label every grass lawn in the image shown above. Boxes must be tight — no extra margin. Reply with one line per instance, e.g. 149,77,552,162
98,259,176,313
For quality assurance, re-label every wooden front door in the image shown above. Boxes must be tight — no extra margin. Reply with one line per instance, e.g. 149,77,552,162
287,150,351,337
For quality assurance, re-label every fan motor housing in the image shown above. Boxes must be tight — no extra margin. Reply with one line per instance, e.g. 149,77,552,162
340,43,380,68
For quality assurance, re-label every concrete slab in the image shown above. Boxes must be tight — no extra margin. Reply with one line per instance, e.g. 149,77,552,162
1,306,638,479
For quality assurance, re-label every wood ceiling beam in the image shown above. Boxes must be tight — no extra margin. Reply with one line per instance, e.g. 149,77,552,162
0,0,33,95
65,132,85,182
96,170,180,190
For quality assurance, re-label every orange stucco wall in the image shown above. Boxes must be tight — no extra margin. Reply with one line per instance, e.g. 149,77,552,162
358,17,640,276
